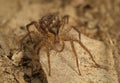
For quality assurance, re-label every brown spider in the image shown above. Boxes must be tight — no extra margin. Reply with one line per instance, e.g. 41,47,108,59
20,14,100,76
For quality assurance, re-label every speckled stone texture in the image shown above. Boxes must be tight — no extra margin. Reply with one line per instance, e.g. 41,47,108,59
40,34,118,83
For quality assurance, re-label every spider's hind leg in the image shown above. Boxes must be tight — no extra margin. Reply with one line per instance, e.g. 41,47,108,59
78,40,100,67
70,26,100,67
70,41,81,75
63,36,100,75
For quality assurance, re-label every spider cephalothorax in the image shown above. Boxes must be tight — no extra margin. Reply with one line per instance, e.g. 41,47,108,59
39,14,61,35
20,14,100,76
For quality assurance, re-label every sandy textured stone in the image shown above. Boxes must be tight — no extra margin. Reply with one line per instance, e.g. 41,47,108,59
40,34,118,83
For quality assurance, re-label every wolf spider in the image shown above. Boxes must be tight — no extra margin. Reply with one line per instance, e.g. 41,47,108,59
20,14,100,76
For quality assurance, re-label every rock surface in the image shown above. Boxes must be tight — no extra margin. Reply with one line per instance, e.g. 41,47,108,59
40,34,118,83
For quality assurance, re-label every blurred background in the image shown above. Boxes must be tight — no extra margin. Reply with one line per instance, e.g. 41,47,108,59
0,0,120,40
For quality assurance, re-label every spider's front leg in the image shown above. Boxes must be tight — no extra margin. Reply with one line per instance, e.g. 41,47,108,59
26,21,39,42
60,18,81,42
60,15,69,31
34,42,51,76
32,41,44,71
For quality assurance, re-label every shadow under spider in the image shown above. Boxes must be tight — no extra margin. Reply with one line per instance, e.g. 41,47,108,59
19,14,100,76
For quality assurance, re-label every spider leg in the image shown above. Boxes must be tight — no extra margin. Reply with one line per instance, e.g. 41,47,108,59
60,15,79,38
77,40,99,67
71,26,81,41
34,41,43,56
60,15,69,31
61,16,81,41
26,21,39,42
70,41,81,75
32,41,44,71
67,26,99,66
34,42,51,76
66,38,99,67
62,15,69,24
45,47,51,76
17,31,35,53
